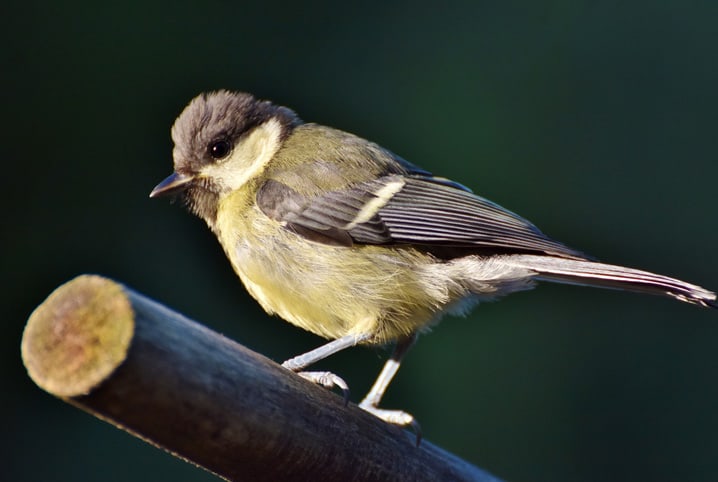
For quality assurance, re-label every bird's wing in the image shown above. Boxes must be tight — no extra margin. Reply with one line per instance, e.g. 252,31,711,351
256,174,588,260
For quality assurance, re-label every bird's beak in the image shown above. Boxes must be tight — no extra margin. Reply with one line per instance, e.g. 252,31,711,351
149,172,194,198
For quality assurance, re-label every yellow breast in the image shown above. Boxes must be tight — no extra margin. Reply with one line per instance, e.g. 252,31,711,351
213,189,453,342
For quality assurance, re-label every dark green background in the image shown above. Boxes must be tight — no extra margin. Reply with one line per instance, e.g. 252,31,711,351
5,1,718,481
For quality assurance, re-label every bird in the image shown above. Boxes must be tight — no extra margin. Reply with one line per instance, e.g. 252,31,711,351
150,90,716,432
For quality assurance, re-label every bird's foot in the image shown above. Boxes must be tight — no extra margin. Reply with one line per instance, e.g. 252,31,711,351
359,400,422,446
283,367,351,405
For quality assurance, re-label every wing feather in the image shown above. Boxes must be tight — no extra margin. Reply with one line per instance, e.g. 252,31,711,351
256,175,588,260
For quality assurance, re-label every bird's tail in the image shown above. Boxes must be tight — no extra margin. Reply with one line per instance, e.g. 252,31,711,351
503,254,717,309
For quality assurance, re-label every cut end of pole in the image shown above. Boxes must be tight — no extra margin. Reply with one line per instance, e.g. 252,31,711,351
21,274,135,398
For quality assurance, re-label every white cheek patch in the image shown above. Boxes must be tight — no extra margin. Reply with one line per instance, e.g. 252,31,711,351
200,118,283,192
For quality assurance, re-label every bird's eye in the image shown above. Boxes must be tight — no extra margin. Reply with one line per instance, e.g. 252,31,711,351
208,139,232,160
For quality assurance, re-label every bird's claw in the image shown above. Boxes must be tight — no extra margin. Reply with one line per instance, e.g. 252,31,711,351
358,402,422,446
289,370,351,405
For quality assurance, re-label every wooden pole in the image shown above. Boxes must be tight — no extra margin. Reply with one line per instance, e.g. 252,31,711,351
21,275,501,482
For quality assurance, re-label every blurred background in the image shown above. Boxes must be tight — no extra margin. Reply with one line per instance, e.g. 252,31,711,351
4,1,718,481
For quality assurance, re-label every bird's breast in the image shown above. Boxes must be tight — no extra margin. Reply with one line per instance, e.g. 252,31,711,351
214,200,460,342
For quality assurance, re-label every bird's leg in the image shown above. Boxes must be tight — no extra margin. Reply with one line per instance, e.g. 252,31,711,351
282,333,372,403
359,334,421,440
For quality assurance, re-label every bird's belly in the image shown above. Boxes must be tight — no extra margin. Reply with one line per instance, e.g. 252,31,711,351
227,232,454,343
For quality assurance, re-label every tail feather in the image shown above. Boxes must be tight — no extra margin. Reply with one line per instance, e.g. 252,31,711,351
503,254,717,309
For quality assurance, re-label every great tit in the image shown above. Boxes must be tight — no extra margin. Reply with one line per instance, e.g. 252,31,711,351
151,90,716,430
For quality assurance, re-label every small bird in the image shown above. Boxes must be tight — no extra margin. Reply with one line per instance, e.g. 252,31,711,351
151,90,716,430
